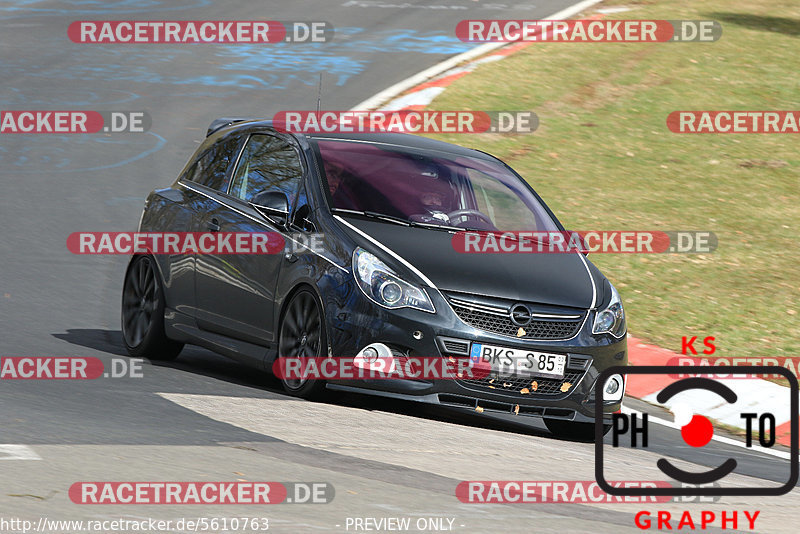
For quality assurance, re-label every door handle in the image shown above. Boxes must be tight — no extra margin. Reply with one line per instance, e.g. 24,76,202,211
208,218,221,232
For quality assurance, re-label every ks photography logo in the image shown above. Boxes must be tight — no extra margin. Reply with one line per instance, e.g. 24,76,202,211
594,366,798,497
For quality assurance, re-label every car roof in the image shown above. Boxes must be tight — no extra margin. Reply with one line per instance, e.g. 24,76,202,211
208,118,497,161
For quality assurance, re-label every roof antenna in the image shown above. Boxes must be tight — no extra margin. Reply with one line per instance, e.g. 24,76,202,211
316,73,323,116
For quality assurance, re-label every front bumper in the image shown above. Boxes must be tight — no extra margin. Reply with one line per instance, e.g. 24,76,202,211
323,284,627,423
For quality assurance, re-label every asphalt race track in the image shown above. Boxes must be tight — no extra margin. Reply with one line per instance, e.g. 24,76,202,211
0,1,796,532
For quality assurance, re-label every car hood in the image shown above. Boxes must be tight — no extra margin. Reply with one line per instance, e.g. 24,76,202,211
338,217,597,309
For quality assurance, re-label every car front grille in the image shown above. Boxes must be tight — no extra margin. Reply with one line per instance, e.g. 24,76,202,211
446,295,585,341
457,370,587,397
441,339,470,354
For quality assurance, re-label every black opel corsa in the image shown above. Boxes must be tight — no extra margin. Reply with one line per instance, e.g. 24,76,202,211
123,118,627,440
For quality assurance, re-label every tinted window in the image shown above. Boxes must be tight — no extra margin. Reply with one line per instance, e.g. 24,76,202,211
229,134,303,205
468,168,539,230
189,136,241,191
315,139,558,232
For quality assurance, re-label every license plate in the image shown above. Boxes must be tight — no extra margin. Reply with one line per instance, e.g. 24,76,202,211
469,343,566,379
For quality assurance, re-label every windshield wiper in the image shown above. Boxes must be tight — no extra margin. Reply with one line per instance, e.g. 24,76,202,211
332,209,410,227
408,220,467,232
334,208,485,233
363,211,412,226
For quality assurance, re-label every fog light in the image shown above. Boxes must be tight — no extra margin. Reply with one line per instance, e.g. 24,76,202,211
354,343,394,370
603,374,625,401
362,347,379,362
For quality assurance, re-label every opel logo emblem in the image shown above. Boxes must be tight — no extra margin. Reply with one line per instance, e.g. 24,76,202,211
510,304,532,326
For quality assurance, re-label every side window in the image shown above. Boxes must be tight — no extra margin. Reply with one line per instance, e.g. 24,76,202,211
229,134,304,205
189,136,241,191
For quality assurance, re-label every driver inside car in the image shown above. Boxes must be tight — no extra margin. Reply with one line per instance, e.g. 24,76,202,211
412,164,459,224
419,191,451,223
325,160,359,210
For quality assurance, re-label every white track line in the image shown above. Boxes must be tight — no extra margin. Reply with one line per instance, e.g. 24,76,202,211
622,406,791,460
350,0,606,111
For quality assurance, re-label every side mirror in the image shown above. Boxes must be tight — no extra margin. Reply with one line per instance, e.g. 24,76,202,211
292,204,316,232
251,191,289,226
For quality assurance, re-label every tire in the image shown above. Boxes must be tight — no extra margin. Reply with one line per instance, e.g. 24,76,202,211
544,418,612,442
276,288,328,399
121,255,183,360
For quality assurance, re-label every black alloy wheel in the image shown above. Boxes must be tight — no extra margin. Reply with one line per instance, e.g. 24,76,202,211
121,255,183,360
277,288,328,398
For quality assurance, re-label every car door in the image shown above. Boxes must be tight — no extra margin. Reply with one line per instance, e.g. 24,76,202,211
164,134,243,319
194,132,305,345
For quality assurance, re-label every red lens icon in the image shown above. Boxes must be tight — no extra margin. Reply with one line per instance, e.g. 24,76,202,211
681,414,714,447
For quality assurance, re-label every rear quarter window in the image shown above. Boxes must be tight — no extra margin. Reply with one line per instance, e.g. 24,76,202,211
187,136,241,192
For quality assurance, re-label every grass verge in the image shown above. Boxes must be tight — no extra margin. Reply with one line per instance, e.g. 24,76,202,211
424,0,799,359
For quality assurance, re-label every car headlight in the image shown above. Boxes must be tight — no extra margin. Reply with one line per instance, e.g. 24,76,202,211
352,248,435,313
592,281,626,338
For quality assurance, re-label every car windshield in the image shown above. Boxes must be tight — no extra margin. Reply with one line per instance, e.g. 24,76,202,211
313,139,560,232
